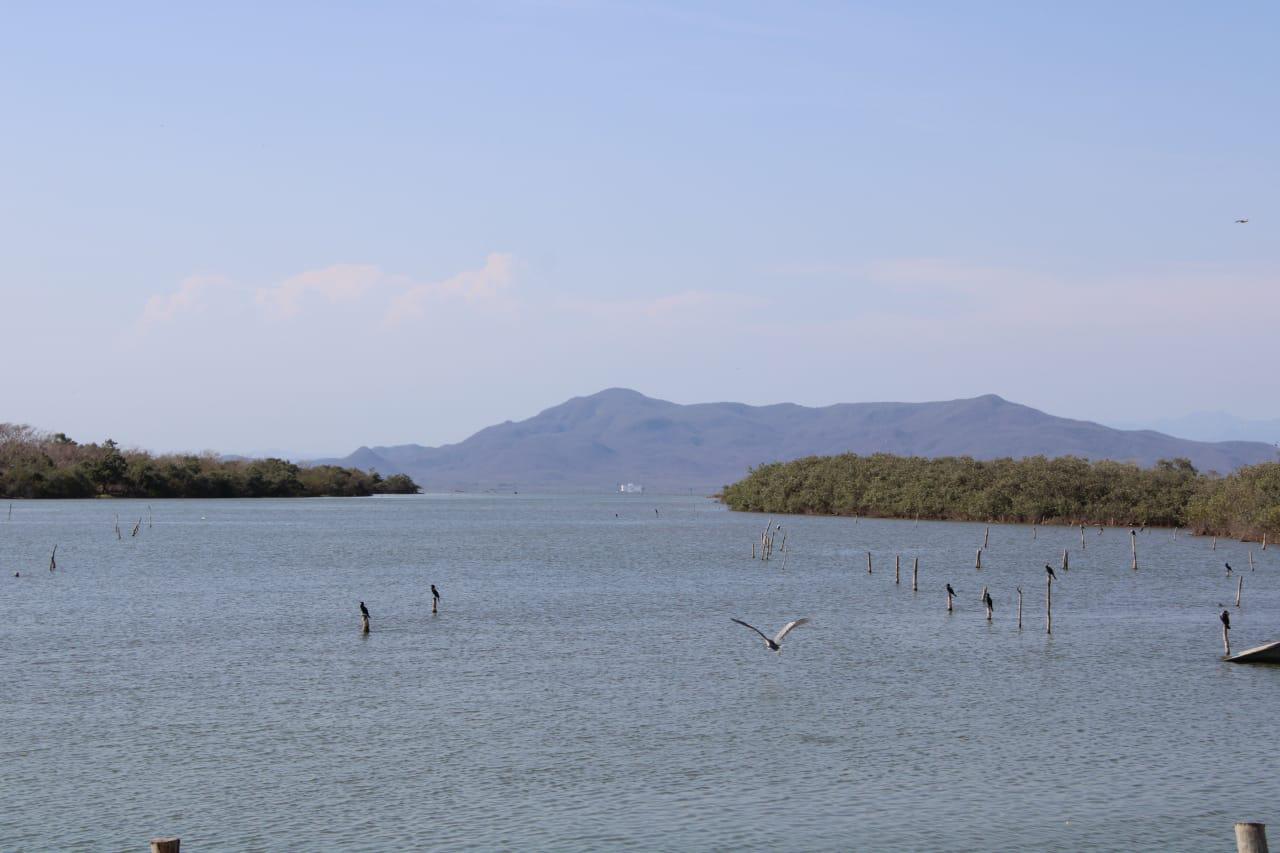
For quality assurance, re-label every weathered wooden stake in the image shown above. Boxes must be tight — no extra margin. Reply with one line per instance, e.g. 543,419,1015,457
1033,524,1037,540
1249,550,1255,571
867,551,873,574
946,586,954,611
1046,575,1052,635
895,555,900,585
49,545,57,572
1235,821,1268,853
912,556,919,592
981,585,992,620
752,542,756,559
1062,549,1069,572
1263,533,1268,551
150,838,180,853
1224,623,1232,656
1131,531,1138,570
983,526,989,549
361,615,370,634
1213,536,1218,551
1236,576,1243,607
1017,587,1023,630
975,548,982,569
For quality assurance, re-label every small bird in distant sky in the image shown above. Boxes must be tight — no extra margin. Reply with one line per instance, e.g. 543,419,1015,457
1235,218,1249,223
1045,564,1058,582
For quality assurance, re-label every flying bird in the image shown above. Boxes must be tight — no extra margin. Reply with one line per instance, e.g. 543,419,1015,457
1221,610,1231,630
1235,218,1249,223
731,617,809,652
1045,564,1058,582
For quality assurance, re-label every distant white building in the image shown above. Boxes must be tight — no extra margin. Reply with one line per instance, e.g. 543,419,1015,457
619,482,644,493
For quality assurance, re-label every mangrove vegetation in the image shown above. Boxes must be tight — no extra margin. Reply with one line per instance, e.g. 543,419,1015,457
721,453,1280,541
0,424,420,499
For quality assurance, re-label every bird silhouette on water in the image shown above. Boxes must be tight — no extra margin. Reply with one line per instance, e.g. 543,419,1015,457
1221,610,1231,631
360,601,370,620
731,617,809,652
982,589,994,611
1045,564,1058,582
946,582,957,598
1225,562,1233,576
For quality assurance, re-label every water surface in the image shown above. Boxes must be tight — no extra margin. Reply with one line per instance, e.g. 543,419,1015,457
2,495,1277,851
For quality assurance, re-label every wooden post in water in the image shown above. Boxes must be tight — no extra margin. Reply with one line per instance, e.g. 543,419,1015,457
895,555,900,585
984,526,989,549
1237,576,1243,608
912,556,919,592
867,551,873,574
1131,531,1138,570
1249,550,1255,571
1224,621,1231,656
1062,549,1069,572
1017,587,1023,630
1263,533,1268,551
752,542,756,559
1033,524,1037,540
946,585,954,612
975,549,982,570
1213,536,1218,551
49,544,57,572
150,838,180,853
1235,821,1269,853
981,586,992,621
1046,575,1052,635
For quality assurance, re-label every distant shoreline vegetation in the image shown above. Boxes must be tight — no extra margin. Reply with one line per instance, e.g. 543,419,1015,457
0,424,420,499
720,453,1280,541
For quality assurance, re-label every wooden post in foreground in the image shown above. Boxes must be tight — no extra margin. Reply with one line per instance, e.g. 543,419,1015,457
975,548,982,569
912,557,919,592
150,838,180,853
1131,530,1138,570
1235,821,1269,853
1062,549,1069,572
1249,550,1255,571
895,555,900,585
866,551,872,574
1046,575,1052,635
1237,576,1243,608
1017,587,1023,630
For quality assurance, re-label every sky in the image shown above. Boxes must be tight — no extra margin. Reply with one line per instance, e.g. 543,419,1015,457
2,1,1276,456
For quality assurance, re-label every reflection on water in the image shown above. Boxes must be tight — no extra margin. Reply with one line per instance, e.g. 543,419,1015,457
1,494,1277,850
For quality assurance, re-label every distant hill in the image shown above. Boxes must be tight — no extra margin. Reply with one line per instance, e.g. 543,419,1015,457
1111,411,1280,444
319,389,1280,493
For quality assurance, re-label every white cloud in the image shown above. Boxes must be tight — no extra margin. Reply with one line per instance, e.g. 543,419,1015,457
385,253,517,324
254,264,396,318
137,275,232,329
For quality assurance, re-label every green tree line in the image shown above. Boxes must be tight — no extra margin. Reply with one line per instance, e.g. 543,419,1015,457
720,453,1280,541
0,424,420,499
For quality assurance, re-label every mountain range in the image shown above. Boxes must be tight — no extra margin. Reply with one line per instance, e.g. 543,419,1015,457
315,389,1279,493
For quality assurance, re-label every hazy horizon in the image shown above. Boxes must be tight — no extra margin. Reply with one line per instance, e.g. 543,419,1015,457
4,2,1277,454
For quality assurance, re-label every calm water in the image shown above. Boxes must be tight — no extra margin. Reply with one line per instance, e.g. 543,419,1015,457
2,494,1277,851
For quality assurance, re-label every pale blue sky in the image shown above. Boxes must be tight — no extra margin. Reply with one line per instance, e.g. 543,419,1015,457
2,1,1276,455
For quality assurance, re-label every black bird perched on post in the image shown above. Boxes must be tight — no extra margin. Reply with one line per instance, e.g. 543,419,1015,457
1225,562,1233,576
431,584,440,613
1221,610,1231,630
359,601,370,620
1045,564,1058,582
946,583,957,597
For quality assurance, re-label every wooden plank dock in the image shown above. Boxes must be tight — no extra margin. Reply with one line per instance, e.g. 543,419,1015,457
1226,641,1280,664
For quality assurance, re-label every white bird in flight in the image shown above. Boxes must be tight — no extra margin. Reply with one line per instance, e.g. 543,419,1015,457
731,617,809,652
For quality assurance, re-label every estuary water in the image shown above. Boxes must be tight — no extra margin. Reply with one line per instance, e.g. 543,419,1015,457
2,494,1278,851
